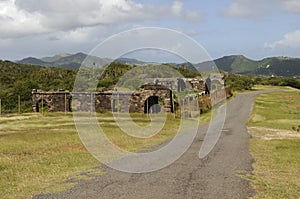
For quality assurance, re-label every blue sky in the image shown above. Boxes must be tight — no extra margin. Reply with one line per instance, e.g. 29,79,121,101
1,0,300,62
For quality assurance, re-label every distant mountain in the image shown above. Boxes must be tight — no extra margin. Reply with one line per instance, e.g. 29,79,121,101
255,57,300,77
176,62,198,72
114,57,147,65
17,52,110,69
18,57,49,66
15,53,300,77
41,53,72,62
196,55,258,74
196,55,300,77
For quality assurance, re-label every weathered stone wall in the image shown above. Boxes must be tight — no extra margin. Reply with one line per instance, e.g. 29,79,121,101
32,86,173,113
210,87,232,106
32,89,72,112
144,78,207,93
32,78,223,114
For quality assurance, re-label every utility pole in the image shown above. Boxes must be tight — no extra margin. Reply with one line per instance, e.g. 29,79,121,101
0,99,2,116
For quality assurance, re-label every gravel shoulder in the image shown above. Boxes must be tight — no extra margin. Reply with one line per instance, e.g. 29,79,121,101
34,91,269,199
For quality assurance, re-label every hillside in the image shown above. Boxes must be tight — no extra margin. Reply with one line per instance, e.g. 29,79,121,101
0,60,76,112
16,53,300,77
255,57,300,77
196,55,300,77
18,52,110,69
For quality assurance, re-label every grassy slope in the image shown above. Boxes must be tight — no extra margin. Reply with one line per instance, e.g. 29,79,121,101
247,87,300,198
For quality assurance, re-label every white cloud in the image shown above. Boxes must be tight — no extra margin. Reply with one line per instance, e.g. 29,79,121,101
171,0,202,22
222,0,267,18
172,0,183,16
0,0,47,37
223,0,300,18
0,0,203,39
281,0,300,14
265,30,300,49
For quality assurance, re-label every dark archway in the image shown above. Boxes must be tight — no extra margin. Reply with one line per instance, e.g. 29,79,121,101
36,98,49,112
144,96,161,114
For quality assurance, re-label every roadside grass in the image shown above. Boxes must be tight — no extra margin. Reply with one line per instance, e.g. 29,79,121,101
247,87,300,198
0,111,210,198
0,113,99,199
248,90,300,130
251,85,297,91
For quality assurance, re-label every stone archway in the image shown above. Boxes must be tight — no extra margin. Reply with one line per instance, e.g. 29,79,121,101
144,96,161,114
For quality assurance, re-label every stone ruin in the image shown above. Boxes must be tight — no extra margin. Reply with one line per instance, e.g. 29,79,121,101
32,85,174,114
32,77,229,114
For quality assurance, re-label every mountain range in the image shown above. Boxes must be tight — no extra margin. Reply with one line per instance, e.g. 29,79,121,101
16,53,300,77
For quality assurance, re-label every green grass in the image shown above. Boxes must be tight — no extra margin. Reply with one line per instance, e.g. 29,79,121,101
0,111,209,198
251,85,297,91
247,87,300,198
249,138,300,199
0,113,99,199
248,89,300,130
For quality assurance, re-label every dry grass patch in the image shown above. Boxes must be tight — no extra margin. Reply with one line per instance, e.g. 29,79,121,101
247,88,300,198
249,127,300,140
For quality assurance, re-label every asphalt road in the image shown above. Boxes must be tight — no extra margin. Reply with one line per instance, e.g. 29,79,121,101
35,91,267,199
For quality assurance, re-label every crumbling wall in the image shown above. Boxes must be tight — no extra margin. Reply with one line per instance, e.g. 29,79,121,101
32,89,72,112
31,78,224,114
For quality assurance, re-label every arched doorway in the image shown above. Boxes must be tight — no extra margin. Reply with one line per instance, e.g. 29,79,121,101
144,96,161,114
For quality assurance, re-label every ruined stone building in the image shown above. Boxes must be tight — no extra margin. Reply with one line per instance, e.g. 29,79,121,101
32,77,229,114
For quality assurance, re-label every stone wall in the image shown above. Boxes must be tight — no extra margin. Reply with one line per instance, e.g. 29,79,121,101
32,89,72,112
32,78,226,114
32,86,173,113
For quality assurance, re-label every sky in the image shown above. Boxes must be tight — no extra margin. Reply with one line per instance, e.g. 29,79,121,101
1,0,300,62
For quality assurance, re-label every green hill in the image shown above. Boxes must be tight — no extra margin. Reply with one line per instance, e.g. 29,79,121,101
256,57,300,77
196,55,300,77
0,60,76,113
195,55,258,74
18,52,109,69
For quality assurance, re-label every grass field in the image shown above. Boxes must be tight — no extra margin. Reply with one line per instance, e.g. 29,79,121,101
0,111,209,198
247,87,300,198
0,113,99,198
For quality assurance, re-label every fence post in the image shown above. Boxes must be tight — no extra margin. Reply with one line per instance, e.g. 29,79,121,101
18,95,21,114
65,93,67,115
146,98,149,117
41,94,44,115
172,93,175,118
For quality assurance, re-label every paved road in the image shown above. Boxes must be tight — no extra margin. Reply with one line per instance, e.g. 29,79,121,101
35,91,266,199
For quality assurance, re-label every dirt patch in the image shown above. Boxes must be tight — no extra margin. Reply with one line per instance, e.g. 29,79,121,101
0,115,39,122
248,126,300,140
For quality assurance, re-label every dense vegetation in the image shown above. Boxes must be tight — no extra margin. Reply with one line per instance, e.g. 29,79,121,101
0,60,76,112
224,73,300,91
224,73,255,91
254,76,300,89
